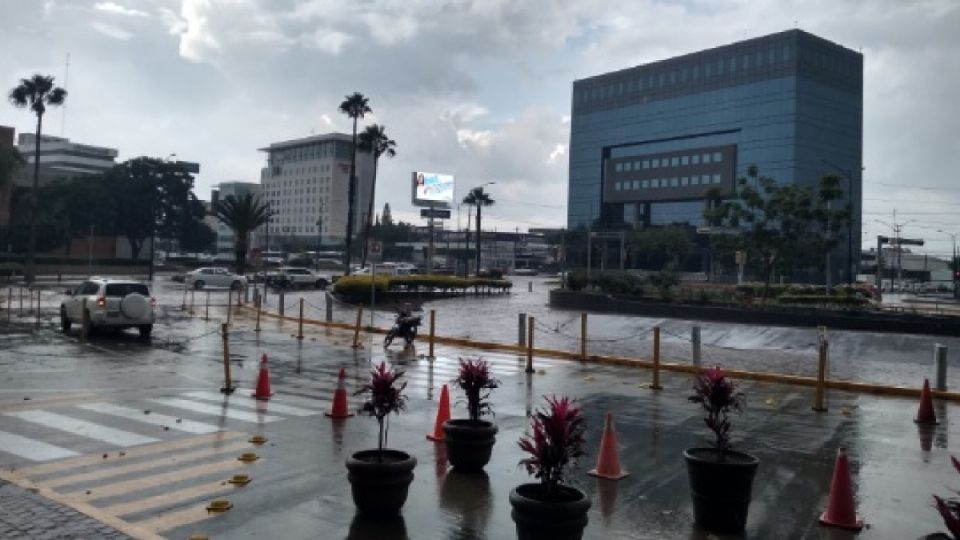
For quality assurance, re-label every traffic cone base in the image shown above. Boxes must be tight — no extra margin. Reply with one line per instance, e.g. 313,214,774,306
587,412,629,481
427,384,451,442
915,378,938,425
326,367,353,418
819,448,863,531
251,354,273,400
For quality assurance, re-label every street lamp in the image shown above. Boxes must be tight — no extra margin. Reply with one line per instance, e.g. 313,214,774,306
937,229,959,298
821,159,862,286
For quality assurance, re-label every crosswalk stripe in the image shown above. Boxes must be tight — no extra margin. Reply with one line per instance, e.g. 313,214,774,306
64,458,245,500
77,403,220,434
147,398,282,423
41,440,252,490
5,410,159,447
0,429,80,461
103,479,243,517
180,392,324,416
134,502,226,533
18,432,246,477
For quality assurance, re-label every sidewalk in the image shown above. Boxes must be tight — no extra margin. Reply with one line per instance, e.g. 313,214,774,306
0,481,131,539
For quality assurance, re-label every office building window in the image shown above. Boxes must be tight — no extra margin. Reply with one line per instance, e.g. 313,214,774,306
681,156,690,165
691,176,700,185
624,162,632,172
652,158,660,168
670,157,679,166
681,176,689,186
642,179,650,189
671,177,679,187
703,153,711,164
615,162,623,172
713,152,722,162
642,160,650,169
712,174,722,184
615,182,622,191
633,180,640,190
634,161,642,170
692,154,700,165
651,179,660,188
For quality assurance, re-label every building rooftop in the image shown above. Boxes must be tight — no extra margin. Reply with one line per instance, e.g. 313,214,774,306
258,132,352,153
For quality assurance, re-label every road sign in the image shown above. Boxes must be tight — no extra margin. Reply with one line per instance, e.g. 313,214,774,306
420,208,451,219
696,226,739,235
878,236,924,246
368,240,382,257
735,251,746,265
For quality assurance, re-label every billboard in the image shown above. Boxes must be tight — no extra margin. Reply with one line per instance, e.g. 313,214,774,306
412,171,454,208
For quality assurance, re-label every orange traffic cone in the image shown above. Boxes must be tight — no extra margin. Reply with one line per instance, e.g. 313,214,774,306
325,367,353,418
251,354,273,400
588,412,629,480
915,378,938,425
819,447,863,531
426,384,451,442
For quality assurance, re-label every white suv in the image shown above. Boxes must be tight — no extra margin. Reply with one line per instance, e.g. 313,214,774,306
276,267,330,289
186,267,248,290
60,279,156,338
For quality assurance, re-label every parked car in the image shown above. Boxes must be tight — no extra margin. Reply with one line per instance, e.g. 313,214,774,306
270,267,330,289
186,267,248,290
60,279,156,338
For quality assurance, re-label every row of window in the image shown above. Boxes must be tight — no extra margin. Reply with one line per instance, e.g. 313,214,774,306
614,174,722,192
614,152,722,173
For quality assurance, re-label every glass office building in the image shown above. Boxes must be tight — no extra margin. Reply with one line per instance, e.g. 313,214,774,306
567,29,863,265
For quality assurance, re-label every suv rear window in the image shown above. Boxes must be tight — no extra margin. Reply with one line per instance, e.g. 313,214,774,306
104,283,150,297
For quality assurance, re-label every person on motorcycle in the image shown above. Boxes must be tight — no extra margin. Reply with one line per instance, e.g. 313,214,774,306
397,303,415,334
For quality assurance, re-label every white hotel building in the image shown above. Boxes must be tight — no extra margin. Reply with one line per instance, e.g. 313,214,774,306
259,133,375,247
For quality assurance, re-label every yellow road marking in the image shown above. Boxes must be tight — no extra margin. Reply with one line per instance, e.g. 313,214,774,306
103,479,245,516
65,458,248,501
41,440,252,489
18,431,244,477
135,503,228,533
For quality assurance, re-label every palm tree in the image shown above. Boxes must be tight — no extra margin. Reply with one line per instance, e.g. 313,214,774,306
357,124,396,268
462,186,495,275
214,193,271,275
338,92,372,275
8,75,67,283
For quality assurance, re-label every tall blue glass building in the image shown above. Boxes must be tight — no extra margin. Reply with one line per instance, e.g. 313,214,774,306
567,29,863,274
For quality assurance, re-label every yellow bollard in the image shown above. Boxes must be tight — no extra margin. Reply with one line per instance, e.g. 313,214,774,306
580,313,588,362
525,316,535,373
351,305,363,349
813,326,828,412
428,309,436,358
651,326,663,390
220,323,235,394
297,298,304,340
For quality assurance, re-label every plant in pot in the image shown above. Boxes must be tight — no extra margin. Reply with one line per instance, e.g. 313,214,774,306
684,366,759,533
345,361,416,515
923,455,960,540
443,357,501,471
509,395,591,540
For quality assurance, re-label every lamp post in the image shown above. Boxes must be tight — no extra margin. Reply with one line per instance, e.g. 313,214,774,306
821,159,862,286
938,229,959,299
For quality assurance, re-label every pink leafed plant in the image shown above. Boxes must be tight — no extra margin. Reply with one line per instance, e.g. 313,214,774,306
688,366,745,455
933,456,960,539
453,357,501,423
518,395,587,500
355,362,407,460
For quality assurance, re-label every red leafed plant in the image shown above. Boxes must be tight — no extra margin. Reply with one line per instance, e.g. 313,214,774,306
518,395,587,500
933,456,960,539
453,357,501,423
355,362,407,459
688,366,744,455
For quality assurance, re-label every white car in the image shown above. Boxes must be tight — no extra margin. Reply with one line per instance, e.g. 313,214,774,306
60,279,156,338
276,267,330,289
186,267,248,290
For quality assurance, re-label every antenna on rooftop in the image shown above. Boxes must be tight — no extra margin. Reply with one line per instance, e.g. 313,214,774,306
61,52,70,137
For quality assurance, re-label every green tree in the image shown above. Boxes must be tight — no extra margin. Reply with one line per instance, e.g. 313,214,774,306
8,74,67,282
703,166,847,295
178,218,217,254
214,193,270,274
626,226,692,269
338,92,372,274
381,202,393,226
462,186,495,273
357,124,396,267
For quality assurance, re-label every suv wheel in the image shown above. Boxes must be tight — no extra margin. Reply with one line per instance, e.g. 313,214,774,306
138,324,153,339
316,279,329,289
231,280,243,291
60,308,71,333
193,280,205,290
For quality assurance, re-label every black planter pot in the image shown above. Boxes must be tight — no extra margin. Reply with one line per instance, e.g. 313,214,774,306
345,449,417,515
509,483,591,540
684,447,759,534
442,419,498,472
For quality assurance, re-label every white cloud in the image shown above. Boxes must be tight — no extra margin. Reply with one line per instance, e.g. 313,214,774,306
89,21,133,40
301,29,353,55
94,2,149,17
177,0,221,62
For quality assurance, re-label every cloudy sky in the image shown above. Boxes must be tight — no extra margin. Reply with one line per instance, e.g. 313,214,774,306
1,0,958,256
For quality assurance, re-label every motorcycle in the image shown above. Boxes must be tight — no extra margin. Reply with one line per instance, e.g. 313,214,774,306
384,313,422,347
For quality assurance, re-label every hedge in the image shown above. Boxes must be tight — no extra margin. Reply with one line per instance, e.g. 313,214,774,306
776,294,869,307
333,274,512,298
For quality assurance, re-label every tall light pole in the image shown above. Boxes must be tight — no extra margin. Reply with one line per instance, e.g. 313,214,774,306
938,229,958,298
821,159,863,286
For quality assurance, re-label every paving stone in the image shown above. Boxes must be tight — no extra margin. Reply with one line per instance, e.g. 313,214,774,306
0,481,133,540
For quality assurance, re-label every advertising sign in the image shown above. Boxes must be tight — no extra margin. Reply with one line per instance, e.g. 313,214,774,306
420,208,451,219
412,172,455,208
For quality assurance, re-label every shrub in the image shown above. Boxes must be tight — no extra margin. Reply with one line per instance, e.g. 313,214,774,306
355,362,408,460
453,357,500,422
566,270,587,291
518,395,587,500
689,366,744,455
933,456,960,539
776,295,868,307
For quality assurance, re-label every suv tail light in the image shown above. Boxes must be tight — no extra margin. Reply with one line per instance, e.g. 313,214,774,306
96,296,106,307
150,297,157,306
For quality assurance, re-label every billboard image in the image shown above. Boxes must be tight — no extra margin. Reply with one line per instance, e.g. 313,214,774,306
412,171,455,208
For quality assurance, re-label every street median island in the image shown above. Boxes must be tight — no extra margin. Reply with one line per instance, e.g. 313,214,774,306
549,288,960,337
331,274,512,304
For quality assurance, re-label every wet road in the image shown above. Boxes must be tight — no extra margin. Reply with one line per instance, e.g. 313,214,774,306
0,296,958,539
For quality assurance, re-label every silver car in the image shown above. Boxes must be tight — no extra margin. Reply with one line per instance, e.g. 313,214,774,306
185,267,248,290
60,279,156,338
